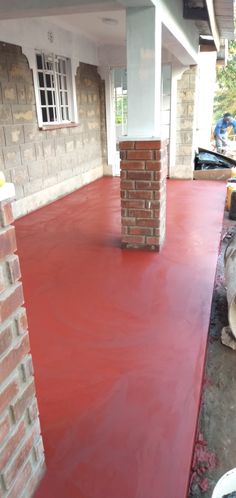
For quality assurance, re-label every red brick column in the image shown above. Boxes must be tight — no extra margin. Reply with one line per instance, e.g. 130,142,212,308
120,139,168,251
0,200,45,496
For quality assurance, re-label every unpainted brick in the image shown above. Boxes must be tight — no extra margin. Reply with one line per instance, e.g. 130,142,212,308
7,62,32,83
25,86,35,104
10,167,29,186
43,140,55,158
15,308,28,336
2,84,17,104
3,146,21,168
0,333,30,384
0,201,14,227
0,265,6,293
7,255,21,284
23,179,43,196
0,414,10,446
65,139,74,153
0,126,5,146
12,105,36,124
0,60,8,80
0,324,13,356
35,143,44,160
23,125,42,143
2,428,37,490
0,226,17,260
0,379,18,415
20,143,36,163
4,461,32,498
0,283,24,323
0,105,12,125
4,125,24,146
10,380,35,423
16,85,27,104
27,399,38,425
28,161,45,180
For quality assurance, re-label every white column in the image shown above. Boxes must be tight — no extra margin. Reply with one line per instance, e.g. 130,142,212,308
126,6,162,138
196,51,216,148
169,64,187,177
98,66,116,175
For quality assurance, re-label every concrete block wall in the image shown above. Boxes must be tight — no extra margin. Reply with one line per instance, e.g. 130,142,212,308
0,42,107,218
120,139,168,251
0,199,45,497
174,66,198,179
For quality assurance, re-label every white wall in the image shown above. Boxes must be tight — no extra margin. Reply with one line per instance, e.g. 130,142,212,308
98,44,126,68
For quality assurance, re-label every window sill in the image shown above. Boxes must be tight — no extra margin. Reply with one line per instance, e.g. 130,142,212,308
39,123,79,131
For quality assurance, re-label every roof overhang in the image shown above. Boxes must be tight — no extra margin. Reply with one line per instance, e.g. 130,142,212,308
183,0,234,53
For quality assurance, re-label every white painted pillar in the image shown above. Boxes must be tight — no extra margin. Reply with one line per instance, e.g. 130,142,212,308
169,64,186,178
196,51,216,148
126,6,162,138
98,66,116,175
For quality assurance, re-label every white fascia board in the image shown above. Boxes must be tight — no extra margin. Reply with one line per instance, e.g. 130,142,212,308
205,0,220,52
160,0,199,65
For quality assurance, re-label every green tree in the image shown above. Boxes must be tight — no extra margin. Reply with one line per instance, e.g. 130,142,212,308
214,35,236,122
115,95,127,125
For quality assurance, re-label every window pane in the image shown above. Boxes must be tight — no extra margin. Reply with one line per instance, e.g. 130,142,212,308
42,108,47,123
47,91,53,105
36,54,43,69
40,90,46,106
46,60,53,71
49,107,55,122
38,72,44,87
46,74,51,88
62,60,66,74
36,51,71,125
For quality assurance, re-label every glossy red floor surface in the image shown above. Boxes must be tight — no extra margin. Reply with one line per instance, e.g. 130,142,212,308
15,178,225,498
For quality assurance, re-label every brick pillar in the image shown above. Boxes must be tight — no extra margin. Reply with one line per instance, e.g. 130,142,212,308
120,139,168,251
0,199,45,497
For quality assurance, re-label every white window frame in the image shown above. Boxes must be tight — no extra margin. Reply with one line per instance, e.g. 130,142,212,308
35,50,75,127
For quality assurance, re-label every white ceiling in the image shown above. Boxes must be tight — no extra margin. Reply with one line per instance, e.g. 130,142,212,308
50,1,234,50
51,10,126,45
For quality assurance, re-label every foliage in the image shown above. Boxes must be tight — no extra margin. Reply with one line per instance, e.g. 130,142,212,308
115,95,127,125
213,30,236,122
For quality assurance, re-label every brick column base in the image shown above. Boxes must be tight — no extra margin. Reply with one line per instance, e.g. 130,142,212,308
0,200,45,497
120,139,168,251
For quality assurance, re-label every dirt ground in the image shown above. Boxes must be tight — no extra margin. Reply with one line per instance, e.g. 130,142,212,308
189,214,236,498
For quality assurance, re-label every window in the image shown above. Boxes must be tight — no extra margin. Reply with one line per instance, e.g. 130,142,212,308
36,52,73,126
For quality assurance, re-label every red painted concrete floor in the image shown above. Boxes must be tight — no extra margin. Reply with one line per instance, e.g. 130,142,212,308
15,178,225,498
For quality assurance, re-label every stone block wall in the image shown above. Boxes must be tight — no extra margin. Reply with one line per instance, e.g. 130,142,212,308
0,199,45,497
0,42,107,218
120,139,168,251
174,66,198,179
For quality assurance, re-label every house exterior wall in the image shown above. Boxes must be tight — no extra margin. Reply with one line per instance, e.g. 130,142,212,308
0,42,107,218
